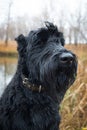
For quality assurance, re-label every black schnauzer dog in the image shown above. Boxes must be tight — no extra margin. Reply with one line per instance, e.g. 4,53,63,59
0,22,77,130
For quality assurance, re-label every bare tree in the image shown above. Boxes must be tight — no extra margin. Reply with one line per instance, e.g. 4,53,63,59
68,27,72,44
67,4,87,45
0,24,6,40
5,0,13,46
14,16,30,36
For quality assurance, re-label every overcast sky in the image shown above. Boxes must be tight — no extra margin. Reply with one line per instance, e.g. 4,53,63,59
0,0,87,24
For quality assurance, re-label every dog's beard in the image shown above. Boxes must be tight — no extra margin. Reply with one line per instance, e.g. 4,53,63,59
39,62,77,104
56,71,76,90
40,60,77,86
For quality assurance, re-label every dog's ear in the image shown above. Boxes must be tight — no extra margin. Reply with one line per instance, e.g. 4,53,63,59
15,34,27,56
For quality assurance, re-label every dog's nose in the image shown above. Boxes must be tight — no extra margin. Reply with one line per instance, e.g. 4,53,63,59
60,53,74,64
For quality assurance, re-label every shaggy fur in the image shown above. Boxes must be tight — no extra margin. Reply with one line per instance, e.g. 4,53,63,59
0,22,77,130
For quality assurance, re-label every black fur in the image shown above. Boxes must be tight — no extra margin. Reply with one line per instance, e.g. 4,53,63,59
0,22,77,130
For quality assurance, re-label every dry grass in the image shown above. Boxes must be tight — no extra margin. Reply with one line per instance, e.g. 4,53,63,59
0,57,17,64
0,41,17,53
60,44,87,130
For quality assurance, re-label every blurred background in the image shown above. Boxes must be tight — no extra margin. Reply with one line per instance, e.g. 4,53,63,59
0,0,87,129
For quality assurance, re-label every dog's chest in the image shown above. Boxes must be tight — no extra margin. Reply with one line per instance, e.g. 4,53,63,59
14,95,60,130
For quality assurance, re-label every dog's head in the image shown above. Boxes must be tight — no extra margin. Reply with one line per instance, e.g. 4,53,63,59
15,22,77,102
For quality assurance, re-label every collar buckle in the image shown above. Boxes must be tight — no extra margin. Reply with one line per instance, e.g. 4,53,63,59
22,75,44,93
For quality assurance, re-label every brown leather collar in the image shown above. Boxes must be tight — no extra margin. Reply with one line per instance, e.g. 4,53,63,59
22,75,44,93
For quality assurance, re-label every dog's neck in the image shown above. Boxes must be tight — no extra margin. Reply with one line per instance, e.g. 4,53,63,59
21,74,66,105
16,61,45,93
21,74,45,93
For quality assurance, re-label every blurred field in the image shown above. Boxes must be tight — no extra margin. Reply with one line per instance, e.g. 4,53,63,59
0,41,17,56
0,56,17,64
0,42,87,130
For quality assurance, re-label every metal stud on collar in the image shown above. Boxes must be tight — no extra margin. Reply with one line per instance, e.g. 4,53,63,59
39,85,42,93
23,78,28,85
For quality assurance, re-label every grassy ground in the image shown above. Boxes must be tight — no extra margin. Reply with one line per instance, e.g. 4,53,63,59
0,41,87,130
